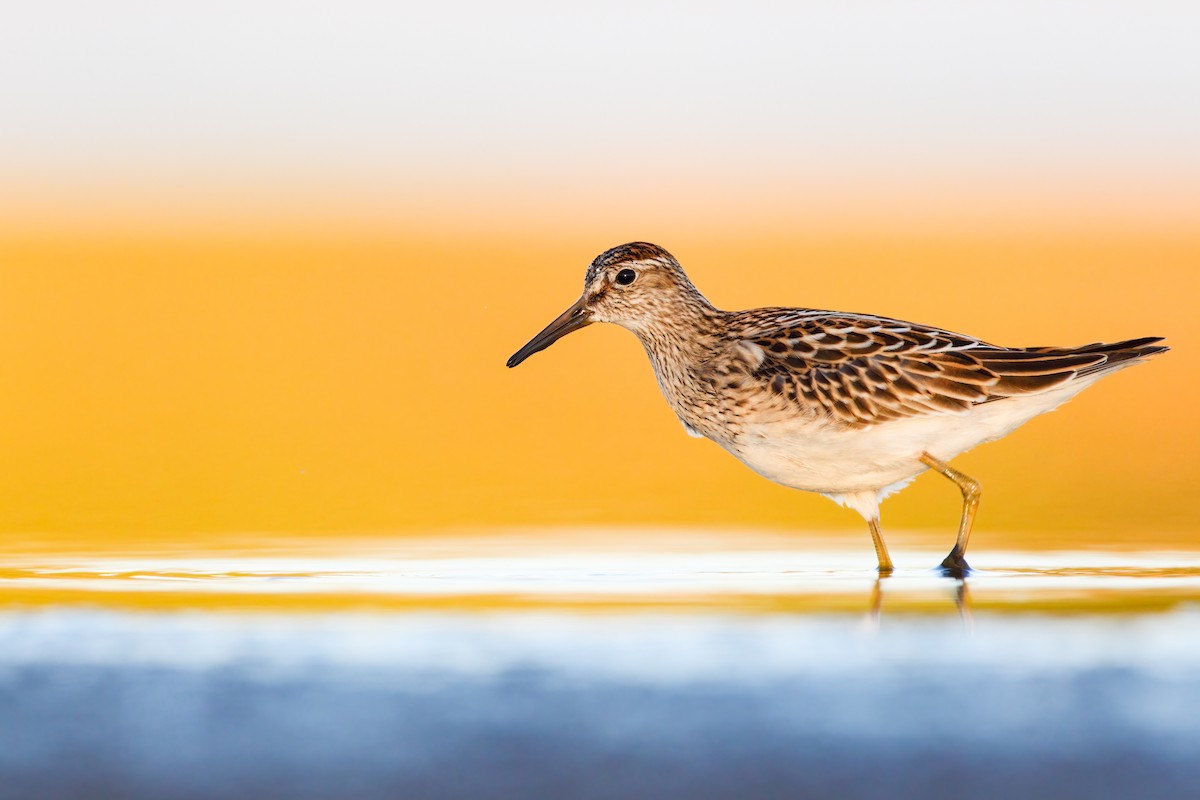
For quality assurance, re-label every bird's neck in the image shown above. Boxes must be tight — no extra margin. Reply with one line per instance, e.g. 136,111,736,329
627,296,729,423
629,293,724,364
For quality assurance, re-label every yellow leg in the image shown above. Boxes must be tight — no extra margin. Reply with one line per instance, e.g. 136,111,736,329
867,517,894,574
919,452,981,574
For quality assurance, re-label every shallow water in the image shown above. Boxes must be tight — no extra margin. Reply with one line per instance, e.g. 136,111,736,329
3,529,1199,613
3,530,1200,799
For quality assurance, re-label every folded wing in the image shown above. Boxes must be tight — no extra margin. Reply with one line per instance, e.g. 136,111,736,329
730,310,1164,427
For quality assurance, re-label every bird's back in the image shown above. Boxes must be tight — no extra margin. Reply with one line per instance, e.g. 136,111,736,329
707,307,1167,430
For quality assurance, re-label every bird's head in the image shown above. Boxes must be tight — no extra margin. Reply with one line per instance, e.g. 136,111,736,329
506,242,705,368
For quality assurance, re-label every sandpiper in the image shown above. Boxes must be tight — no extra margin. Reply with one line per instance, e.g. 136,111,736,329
506,242,1167,575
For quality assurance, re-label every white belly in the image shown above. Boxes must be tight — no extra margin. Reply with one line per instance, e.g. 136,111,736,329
721,377,1099,496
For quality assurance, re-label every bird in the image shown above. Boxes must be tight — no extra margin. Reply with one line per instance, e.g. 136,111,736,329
505,242,1167,575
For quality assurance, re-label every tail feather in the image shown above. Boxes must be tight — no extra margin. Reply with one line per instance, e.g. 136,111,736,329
1072,337,1169,377
975,336,1167,402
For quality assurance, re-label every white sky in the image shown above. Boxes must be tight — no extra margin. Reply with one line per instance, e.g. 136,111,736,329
2,1,1198,184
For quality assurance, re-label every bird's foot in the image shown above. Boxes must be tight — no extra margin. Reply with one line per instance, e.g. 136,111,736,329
938,551,972,579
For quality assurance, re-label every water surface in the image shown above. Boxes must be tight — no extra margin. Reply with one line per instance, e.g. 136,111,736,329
3,529,1199,799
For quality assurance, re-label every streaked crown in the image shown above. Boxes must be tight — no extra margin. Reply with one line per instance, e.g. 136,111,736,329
584,242,680,283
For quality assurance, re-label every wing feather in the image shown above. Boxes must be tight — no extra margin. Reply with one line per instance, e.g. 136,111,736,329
724,310,1156,428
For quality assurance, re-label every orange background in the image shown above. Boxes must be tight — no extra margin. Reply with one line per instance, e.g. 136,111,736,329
3,3,1198,551
2,190,1195,547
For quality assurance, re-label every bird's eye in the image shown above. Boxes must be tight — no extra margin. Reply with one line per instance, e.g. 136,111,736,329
616,268,636,285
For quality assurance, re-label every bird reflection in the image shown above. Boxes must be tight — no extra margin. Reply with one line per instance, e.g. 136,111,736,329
863,573,974,632
955,579,974,631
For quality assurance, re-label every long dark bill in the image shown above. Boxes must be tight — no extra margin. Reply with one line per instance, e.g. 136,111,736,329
506,296,593,368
